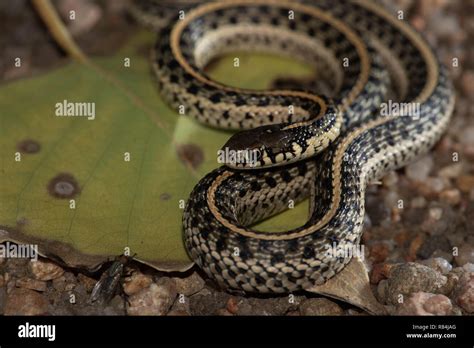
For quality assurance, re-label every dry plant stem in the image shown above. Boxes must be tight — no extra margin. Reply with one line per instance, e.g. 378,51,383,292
31,0,89,64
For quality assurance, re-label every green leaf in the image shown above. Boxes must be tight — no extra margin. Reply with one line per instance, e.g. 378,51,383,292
0,31,314,271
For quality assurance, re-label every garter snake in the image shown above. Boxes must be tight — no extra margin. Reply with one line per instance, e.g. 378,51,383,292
132,0,455,293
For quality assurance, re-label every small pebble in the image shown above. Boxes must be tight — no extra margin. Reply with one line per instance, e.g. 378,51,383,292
368,242,391,264
29,259,64,281
417,235,451,259
77,273,97,292
126,278,177,316
462,263,474,273
173,271,205,296
57,0,102,36
429,206,443,220
384,263,447,305
460,72,474,98
428,10,463,39
420,257,453,274
382,171,398,187
394,230,410,247
225,296,250,315
410,15,426,31
4,288,49,315
379,0,413,13
390,206,402,223
431,250,454,263
189,290,231,316
439,189,461,205
384,190,400,211
447,231,466,248
226,297,239,314
365,194,391,226
64,282,75,292
454,245,474,267
435,135,453,154
405,155,434,182
370,263,394,284
457,175,474,193
453,273,474,313
15,277,47,292
123,271,153,296
440,272,460,296
421,204,457,236
52,276,67,292
425,177,446,193
408,234,425,261
438,163,463,179
466,144,474,161
6,259,30,278
396,292,452,315
299,298,344,316
411,196,427,208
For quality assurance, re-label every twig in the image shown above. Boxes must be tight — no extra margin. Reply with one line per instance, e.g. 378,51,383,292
31,0,89,64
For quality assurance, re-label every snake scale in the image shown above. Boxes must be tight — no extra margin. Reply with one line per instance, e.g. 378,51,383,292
131,0,455,293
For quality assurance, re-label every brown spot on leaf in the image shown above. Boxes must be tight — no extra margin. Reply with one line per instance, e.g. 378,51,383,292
160,193,171,201
136,43,151,57
177,143,204,169
16,217,29,228
17,139,41,154
47,173,80,199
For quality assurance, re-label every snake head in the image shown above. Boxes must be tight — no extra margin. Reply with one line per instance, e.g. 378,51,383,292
220,124,292,169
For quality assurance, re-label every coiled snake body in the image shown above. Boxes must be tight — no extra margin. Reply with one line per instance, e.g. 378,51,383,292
132,0,454,293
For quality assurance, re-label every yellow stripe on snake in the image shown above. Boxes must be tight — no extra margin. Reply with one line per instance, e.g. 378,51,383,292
131,0,455,293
